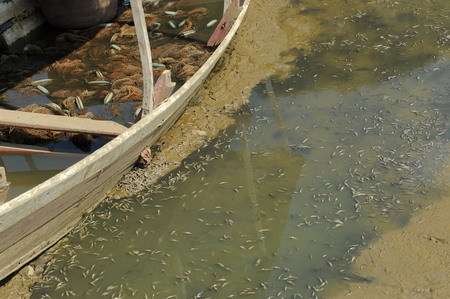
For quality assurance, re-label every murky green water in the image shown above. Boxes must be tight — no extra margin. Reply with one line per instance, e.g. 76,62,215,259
31,0,449,298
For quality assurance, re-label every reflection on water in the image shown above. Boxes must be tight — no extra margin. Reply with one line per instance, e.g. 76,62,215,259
31,0,449,297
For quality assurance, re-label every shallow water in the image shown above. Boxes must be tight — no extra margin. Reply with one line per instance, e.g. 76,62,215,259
31,0,449,297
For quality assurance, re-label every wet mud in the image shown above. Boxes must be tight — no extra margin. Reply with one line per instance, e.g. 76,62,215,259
331,195,450,298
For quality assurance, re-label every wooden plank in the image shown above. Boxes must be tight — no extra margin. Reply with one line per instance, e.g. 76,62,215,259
207,0,240,46
130,0,154,116
0,142,51,155
153,70,176,108
0,142,87,158
1,11,45,47
0,110,127,136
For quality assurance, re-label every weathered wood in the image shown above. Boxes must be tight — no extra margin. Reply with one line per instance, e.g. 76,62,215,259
0,0,250,281
0,0,38,25
0,0,44,49
0,110,127,136
0,142,87,158
207,0,240,46
130,0,154,116
0,167,10,204
1,11,45,47
0,142,51,155
153,70,176,108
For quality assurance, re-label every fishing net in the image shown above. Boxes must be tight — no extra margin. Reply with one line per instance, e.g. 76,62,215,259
111,74,143,89
178,64,199,81
186,7,209,19
113,85,143,102
50,59,86,79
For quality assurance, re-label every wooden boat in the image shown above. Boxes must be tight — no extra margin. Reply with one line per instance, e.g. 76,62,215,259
0,0,250,281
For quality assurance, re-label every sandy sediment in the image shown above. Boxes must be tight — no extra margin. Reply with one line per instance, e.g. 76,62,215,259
331,194,450,298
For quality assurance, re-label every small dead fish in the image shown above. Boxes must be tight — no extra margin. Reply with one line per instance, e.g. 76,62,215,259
178,30,195,38
164,11,177,16
36,85,49,95
206,19,218,28
103,92,113,105
75,96,84,110
87,80,112,86
152,62,165,68
44,103,63,114
110,33,119,43
31,78,53,86
95,70,104,79
134,107,142,118
110,44,121,51
178,19,187,27
168,21,176,29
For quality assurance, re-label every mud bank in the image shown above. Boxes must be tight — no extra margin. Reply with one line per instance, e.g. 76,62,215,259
331,194,450,298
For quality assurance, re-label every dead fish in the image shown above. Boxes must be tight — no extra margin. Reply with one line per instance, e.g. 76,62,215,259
168,21,176,29
178,19,187,27
87,80,112,86
31,78,53,86
95,70,105,80
75,96,84,110
206,19,218,28
178,30,195,38
152,62,165,68
134,107,142,119
110,44,121,51
110,33,119,43
44,102,63,114
36,85,49,95
164,11,177,16
103,92,113,105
